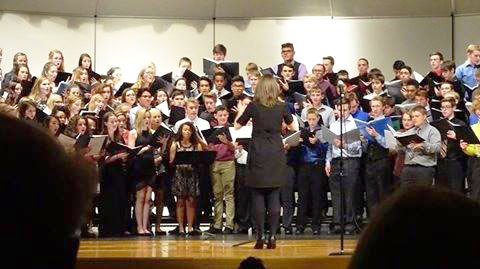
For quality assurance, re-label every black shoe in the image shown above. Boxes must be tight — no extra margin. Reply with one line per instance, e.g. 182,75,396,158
223,227,234,234
170,226,180,235
254,239,264,249
236,228,249,234
178,232,186,237
295,228,305,235
207,227,223,234
267,236,276,249
189,229,202,236
284,228,293,235
313,229,321,235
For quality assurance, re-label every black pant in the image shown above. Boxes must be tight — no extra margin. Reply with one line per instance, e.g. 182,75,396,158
436,158,466,194
401,165,435,187
280,166,295,229
252,187,281,239
469,158,480,202
329,158,360,224
365,158,391,215
296,163,327,230
234,163,252,230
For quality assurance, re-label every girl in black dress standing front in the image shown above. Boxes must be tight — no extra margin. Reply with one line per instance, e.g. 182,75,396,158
234,74,297,249
99,112,130,237
128,108,155,235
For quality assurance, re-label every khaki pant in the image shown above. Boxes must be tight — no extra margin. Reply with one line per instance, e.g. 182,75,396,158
211,160,236,229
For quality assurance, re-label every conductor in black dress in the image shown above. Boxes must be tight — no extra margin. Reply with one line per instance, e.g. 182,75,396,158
234,74,297,249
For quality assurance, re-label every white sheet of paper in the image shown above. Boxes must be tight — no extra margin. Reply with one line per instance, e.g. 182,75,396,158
413,71,424,82
384,130,397,150
229,126,252,142
86,135,107,156
283,131,301,147
236,149,248,164
58,134,76,149
156,101,171,117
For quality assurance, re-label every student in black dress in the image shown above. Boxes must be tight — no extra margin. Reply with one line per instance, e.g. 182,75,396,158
149,108,172,235
169,122,203,236
234,74,297,249
128,107,155,235
99,112,130,237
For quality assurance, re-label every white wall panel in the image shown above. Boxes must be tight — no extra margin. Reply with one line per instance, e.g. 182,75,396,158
0,13,94,77
454,15,480,67
215,17,452,79
95,18,213,82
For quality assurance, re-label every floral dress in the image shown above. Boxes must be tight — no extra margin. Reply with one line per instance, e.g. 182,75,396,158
171,141,200,198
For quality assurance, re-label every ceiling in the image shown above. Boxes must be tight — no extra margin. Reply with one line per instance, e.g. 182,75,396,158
1,0,480,18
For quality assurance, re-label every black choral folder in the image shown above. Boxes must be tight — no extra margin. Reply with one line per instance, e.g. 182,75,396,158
173,151,216,165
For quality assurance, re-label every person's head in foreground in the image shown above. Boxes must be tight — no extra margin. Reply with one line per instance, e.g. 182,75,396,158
349,186,480,269
238,256,266,269
0,114,96,269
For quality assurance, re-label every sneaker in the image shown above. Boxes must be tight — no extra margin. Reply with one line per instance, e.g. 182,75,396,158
284,227,293,235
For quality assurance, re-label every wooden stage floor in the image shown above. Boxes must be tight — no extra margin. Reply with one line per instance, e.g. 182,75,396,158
77,236,357,269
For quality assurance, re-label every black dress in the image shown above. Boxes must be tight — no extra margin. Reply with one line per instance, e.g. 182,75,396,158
99,139,129,237
132,130,156,190
237,102,293,188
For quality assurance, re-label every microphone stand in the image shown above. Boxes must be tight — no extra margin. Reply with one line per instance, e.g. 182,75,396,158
330,83,353,256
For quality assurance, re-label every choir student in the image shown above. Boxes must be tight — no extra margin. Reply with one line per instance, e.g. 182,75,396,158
325,98,362,235
434,97,468,193
396,105,441,186
128,108,156,235
207,106,236,234
99,112,130,237
169,122,203,236
273,42,307,80
363,97,391,214
296,108,328,235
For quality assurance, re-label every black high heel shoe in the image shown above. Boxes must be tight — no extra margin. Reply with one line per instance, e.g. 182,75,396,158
254,239,264,249
267,236,276,249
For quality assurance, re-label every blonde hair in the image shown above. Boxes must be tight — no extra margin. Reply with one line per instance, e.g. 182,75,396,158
48,49,65,72
0,104,16,116
303,74,318,84
28,77,51,102
185,97,199,107
245,62,259,72
47,94,63,111
254,75,280,108
92,83,114,105
443,92,460,103
88,94,104,111
114,103,132,114
65,96,82,117
466,44,480,54
134,108,151,135
472,99,480,113
71,67,88,83
132,66,155,90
